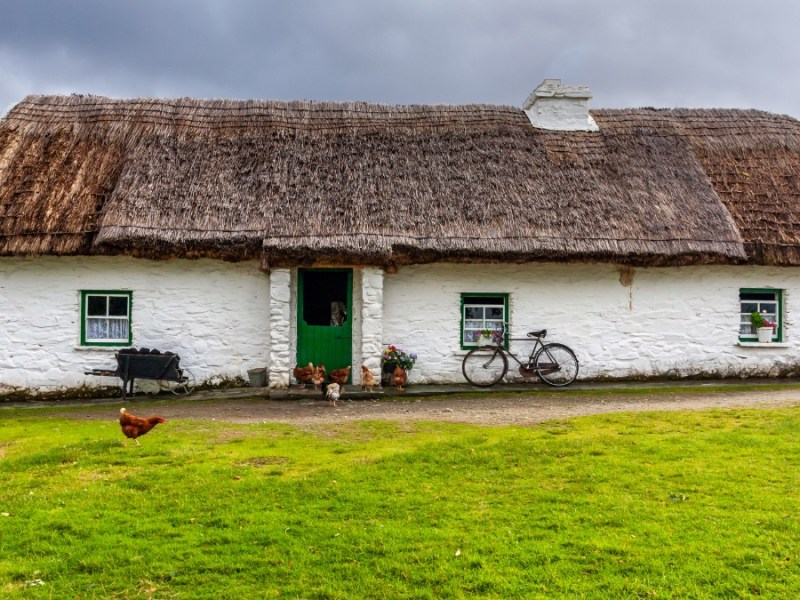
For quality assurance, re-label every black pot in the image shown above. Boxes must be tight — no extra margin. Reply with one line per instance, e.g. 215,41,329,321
381,362,396,387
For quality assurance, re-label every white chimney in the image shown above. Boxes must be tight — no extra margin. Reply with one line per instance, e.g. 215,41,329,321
523,79,599,132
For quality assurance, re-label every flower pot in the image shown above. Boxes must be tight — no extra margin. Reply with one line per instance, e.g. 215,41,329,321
477,335,493,346
757,327,774,343
381,361,396,387
381,362,409,388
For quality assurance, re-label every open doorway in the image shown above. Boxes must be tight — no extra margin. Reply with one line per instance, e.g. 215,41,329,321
296,269,353,381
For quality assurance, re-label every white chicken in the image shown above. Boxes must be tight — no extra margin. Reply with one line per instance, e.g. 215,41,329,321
325,382,341,407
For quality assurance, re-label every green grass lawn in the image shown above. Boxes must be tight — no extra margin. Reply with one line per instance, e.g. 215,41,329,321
1,402,799,599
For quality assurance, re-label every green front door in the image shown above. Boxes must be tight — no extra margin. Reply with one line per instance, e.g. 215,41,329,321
297,269,353,382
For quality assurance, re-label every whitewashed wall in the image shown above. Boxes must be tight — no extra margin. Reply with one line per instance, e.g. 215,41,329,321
3,257,799,396
382,263,800,384
0,256,270,395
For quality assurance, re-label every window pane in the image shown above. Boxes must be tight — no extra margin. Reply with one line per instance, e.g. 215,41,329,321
759,303,777,315
108,296,129,317
741,292,774,301
108,319,129,340
463,296,503,306
487,307,504,320
740,302,758,314
464,307,484,320
87,318,108,339
87,296,107,317
465,320,484,329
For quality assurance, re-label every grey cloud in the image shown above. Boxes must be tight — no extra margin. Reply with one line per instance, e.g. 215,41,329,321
0,0,798,117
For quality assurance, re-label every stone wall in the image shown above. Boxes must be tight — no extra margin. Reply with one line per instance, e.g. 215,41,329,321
0,256,270,395
359,267,385,380
268,268,292,388
382,262,799,384
3,257,798,396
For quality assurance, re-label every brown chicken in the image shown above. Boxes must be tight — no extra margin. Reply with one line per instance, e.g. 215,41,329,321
311,364,326,389
361,365,377,392
119,407,165,446
293,362,315,388
392,366,408,392
328,365,352,386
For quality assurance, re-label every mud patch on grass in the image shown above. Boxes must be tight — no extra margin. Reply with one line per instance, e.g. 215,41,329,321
237,456,291,467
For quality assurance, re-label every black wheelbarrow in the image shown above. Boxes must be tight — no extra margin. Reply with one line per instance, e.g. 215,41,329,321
85,348,196,399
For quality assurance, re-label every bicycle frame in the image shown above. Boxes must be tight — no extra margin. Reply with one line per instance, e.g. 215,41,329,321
498,336,541,368
491,328,566,378
490,324,543,368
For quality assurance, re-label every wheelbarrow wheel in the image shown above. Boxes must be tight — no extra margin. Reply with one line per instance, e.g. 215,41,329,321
160,368,196,396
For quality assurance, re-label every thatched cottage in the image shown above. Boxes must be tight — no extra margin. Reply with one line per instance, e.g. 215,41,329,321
2,79,800,397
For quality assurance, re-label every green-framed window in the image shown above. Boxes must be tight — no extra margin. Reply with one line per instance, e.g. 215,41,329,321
461,293,508,348
739,288,782,342
80,290,132,346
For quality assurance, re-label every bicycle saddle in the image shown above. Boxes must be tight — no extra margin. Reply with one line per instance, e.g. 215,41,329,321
527,329,547,338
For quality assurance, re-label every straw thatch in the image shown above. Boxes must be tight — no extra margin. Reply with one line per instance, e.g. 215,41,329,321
593,108,800,265
6,94,795,267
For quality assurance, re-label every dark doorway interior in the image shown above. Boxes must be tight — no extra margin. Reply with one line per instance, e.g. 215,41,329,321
301,270,349,327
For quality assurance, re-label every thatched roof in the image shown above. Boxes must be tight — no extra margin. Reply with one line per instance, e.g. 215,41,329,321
593,108,800,265
6,93,796,267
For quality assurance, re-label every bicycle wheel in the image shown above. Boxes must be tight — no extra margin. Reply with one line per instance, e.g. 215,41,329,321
533,343,579,387
462,346,508,387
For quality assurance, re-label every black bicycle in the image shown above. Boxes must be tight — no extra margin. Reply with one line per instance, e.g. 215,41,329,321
461,326,579,387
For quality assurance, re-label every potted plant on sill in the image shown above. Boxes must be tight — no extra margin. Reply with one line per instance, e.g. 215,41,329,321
477,329,494,346
750,311,776,343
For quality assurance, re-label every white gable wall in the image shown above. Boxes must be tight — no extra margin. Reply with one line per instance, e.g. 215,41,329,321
0,256,270,394
383,263,798,383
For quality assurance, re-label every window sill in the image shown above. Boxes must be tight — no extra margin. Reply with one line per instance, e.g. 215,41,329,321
73,346,126,352
737,342,790,348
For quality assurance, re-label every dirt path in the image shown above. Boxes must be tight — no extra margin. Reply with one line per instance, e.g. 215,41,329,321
52,387,800,426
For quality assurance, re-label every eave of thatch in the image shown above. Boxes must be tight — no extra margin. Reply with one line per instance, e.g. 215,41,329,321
0,94,758,266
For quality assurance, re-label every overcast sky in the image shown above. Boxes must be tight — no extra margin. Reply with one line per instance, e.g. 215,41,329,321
1,0,798,118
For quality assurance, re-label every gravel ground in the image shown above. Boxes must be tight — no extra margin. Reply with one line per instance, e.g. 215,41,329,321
42,387,800,426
